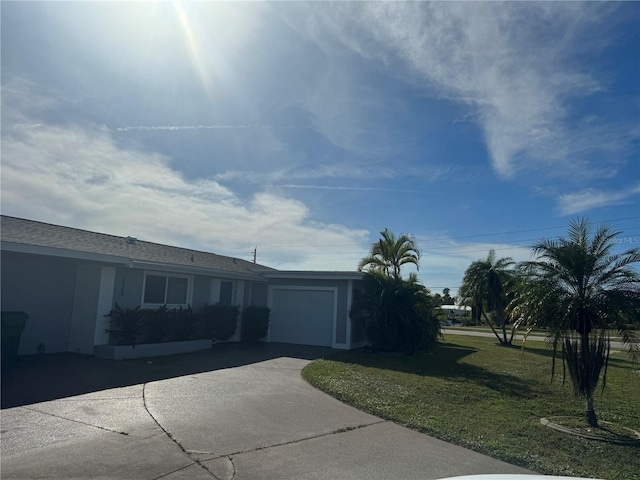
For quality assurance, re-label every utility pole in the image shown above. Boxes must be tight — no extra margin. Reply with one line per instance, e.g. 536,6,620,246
252,246,257,264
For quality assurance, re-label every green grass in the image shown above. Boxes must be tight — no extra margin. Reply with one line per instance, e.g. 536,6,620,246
303,335,640,479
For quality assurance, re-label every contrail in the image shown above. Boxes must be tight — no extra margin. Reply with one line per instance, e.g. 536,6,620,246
271,184,449,195
12,123,44,129
115,124,312,132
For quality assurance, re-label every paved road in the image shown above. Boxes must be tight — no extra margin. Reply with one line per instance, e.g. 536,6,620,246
442,329,631,351
1,343,532,479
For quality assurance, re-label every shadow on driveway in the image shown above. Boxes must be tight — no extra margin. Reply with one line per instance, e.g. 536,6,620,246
1,342,334,409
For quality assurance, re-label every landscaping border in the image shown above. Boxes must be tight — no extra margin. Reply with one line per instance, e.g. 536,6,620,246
94,339,212,360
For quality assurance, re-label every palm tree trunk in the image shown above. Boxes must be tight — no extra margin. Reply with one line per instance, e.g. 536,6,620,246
586,395,598,428
482,311,505,344
499,309,509,344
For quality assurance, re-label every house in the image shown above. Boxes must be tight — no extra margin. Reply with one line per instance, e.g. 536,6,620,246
1,215,364,357
439,305,471,325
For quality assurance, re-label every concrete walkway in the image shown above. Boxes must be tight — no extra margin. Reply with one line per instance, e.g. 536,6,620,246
1,343,532,479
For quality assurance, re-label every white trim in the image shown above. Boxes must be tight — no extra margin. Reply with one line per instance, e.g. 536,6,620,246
267,286,337,347
130,260,265,281
345,279,353,349
210,278,221,304
263,271,364,281
94,267,116,346
141,271,193,308
235,281,245,307
94,339,211,360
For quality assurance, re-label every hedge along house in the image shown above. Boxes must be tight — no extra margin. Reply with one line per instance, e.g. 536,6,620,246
1,215,364,358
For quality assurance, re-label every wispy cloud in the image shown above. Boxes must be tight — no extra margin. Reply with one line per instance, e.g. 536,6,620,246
12,123,44,129
292,2,638,180
557,184,640,216
1,121,370,270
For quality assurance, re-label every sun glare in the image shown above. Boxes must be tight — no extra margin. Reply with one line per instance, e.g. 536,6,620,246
171,1,214,95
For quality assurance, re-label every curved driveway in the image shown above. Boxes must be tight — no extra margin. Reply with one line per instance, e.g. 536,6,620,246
1,343,532,479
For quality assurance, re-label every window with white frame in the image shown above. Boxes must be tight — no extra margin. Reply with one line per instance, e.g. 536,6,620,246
142,273,191,307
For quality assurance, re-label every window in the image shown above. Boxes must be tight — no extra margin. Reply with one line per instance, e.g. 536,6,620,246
219,281,233,305
143,273,191,306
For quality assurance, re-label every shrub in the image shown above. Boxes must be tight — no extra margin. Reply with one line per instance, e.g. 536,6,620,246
170,306,198,341
350,272,440,353
105,304,144,346
199,304,240,341
241,306,270,341
141,305,172,343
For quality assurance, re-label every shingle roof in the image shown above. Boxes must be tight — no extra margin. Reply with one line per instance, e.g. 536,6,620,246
1,215,275,278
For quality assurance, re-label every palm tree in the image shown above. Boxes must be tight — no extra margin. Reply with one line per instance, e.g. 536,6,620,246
512,218,640,427
350,270,439,353
358,228,420,278
458,250,515,344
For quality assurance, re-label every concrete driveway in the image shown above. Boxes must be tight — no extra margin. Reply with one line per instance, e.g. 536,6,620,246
1,343,532,479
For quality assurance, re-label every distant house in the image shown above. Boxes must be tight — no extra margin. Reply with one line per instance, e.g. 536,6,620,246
439,305,471,323
1,216,364,357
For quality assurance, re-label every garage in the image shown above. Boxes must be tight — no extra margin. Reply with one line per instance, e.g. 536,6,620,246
268,287,336,347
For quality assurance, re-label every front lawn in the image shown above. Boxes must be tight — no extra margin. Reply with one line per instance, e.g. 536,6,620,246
302,335,640,480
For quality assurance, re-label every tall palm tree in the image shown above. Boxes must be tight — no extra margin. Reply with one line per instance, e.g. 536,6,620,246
458,250,515,344
512,218,640,427
358,228,420,278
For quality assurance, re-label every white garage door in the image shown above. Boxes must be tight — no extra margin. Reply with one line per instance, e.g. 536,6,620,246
269,288,335,347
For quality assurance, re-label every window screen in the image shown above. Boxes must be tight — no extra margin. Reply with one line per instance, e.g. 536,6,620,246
220,281,233,305
143,274,190,305
144,275,167,304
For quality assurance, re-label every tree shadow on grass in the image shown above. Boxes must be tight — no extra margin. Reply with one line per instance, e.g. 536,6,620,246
520,343,637,371
329,342,536,399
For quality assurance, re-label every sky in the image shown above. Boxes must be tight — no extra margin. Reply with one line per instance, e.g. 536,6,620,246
2,1,639,296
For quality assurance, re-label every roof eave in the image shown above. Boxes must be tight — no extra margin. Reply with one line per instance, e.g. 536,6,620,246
129,260,267,281
1,242,268,281
1,241,130,266
262,270,365,281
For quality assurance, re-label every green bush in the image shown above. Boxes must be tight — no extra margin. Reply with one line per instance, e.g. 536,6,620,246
170,306,198,341
350,272,440,353
199,304,240,341
105,304,145,346
241,306,270,341
141,305,172,343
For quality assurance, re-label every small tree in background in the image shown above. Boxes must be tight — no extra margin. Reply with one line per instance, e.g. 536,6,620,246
442,288,456,305
458,250,516,344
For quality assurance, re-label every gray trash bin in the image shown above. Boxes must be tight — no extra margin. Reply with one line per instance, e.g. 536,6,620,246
2,311,28,368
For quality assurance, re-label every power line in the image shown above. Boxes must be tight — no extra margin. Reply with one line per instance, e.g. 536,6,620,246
252,216,640,250
256,228,640,257
413,216,639,242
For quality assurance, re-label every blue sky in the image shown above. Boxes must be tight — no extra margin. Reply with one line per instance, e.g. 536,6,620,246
2,2,639,295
